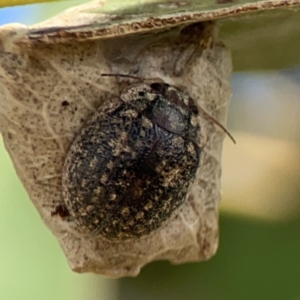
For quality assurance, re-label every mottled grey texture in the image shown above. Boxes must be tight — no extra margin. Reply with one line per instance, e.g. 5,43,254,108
62,82,201,240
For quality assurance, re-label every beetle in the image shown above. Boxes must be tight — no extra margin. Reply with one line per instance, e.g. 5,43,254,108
62,76,202,240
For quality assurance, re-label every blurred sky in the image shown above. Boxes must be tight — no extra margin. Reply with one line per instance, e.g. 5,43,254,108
0,0,85,25
0,4,41,25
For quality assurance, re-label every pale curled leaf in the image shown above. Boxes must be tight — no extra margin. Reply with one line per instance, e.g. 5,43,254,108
12,0,300,45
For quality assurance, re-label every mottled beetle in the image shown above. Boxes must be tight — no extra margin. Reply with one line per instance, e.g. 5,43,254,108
62,75,234,240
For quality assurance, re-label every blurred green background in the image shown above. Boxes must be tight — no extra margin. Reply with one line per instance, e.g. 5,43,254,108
1,1,300,300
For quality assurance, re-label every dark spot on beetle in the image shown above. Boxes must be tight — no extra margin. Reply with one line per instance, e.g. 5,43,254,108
61,101,69,107
168,89,182,107
150,82,168,94
190,104,199,114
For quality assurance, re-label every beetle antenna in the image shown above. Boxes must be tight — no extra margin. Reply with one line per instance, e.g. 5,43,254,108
201,109,236,144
